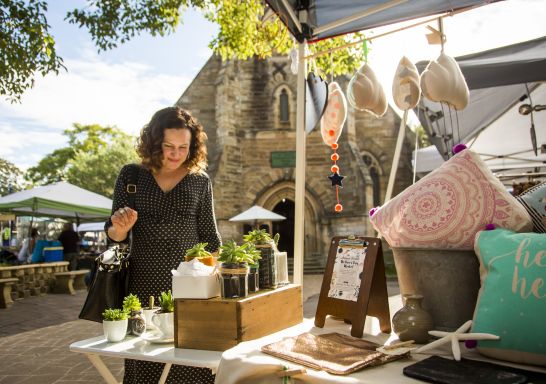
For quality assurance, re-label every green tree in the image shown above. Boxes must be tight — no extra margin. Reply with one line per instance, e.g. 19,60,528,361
25,123,128,185
0,158,23,196
0,0,65,102
2,0,364,102
66,135,139,197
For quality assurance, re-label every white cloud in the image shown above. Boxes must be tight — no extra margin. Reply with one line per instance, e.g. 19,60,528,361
0,50,192,170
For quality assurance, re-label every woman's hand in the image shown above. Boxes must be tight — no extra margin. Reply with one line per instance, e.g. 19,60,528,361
108,207,138,241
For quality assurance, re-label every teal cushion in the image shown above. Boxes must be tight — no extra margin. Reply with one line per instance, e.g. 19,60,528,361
473,228,546,366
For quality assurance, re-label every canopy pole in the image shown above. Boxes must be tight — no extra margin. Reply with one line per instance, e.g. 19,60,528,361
385,110,408,203
279,0,302,33
293,41,307,286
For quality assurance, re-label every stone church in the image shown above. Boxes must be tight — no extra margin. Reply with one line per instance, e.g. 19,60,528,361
175,54,415,269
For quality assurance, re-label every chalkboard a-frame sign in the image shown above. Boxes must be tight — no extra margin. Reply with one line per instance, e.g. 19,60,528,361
314,236,391,338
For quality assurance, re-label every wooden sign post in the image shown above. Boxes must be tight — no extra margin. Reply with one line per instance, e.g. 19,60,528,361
314,236,391,338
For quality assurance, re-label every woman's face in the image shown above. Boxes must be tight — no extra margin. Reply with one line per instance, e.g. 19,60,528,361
161,128,192,171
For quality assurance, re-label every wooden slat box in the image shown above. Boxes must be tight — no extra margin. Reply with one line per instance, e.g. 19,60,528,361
174,284,303,351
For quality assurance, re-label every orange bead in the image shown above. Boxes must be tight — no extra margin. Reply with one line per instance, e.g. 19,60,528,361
331,153,339,161
331,165,339,173
328,129,335,137
335,203,343,212
331,143,339,150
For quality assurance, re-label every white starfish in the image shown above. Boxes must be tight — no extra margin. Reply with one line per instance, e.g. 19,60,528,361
415,320,500,361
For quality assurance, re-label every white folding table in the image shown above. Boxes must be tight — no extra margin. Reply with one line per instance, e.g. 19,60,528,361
69,335,223,384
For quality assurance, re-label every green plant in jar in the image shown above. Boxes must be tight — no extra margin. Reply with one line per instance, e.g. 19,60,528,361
122,294,142,312
158,290,174,313
218,240,255,264
243,229,272,245
102,308,128,321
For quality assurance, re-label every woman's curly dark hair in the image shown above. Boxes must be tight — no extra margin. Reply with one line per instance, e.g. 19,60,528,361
137,107,208,174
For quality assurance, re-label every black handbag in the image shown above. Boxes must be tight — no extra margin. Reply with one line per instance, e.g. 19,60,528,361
78,164,139,322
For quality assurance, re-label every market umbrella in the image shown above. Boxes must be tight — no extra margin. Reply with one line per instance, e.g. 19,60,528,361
229,205,286,230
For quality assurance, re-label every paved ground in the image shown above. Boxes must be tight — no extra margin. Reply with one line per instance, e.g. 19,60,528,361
0,276,399,383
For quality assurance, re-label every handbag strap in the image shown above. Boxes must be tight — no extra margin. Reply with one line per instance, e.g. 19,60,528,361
126,164,139,209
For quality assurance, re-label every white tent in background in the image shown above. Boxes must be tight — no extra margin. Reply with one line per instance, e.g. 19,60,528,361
229,205,286,223
77,222,107,232
0,182,112,222
413,37,546,178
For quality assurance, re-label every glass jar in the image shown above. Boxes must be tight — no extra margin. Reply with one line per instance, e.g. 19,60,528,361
256,244,277,289
219,262,249,298
127,309,146,336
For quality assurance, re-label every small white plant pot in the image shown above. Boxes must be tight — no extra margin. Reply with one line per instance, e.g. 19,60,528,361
103,319,128,342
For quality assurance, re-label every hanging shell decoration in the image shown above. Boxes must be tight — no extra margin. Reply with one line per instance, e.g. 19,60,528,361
420,52,469,110
347,63,388,118
320,82,347,146
392,56,421,110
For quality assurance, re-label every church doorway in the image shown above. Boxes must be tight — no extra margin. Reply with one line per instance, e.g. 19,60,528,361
272,199,294,260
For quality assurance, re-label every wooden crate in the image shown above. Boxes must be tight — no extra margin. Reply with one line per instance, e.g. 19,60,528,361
174,284,303,351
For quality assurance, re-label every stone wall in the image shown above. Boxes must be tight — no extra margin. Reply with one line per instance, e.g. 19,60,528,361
175,54,415,263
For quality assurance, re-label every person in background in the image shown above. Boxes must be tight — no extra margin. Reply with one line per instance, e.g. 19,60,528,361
58,223,79,270
2,227,10,247
106,106,221,384
17,228,39,264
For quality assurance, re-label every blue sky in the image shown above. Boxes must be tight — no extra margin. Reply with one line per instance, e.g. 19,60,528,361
0,1,217,170
1,0,545,171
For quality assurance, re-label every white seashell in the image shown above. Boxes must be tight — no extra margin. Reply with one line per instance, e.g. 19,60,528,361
320,82,347,146
347,63,387,117
420,52,469,110
392,56,421,110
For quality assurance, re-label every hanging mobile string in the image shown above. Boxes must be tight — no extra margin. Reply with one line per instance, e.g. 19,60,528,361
328,53,343,212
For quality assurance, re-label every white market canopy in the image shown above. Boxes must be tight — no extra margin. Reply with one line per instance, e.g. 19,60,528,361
0,182,112,221
229,205,286,223
264,0,498,285
265,0,495,43
414,36,546,173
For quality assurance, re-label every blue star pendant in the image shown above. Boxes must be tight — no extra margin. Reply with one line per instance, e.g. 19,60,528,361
328,172,344,187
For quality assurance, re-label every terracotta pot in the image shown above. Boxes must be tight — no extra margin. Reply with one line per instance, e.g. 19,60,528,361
185,255,215,266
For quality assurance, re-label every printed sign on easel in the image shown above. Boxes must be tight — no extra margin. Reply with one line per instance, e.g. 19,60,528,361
315,236,391,338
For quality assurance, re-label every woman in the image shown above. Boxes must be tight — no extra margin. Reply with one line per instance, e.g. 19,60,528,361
106,106,221,383
58,222,79,271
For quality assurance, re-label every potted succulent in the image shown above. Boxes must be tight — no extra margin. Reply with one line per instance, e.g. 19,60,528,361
123,294,146,336
245,242,261,292
184,242,215,266
217,241,254,298
142,295,160,330
243,229,279,289
102,308,129,342
151,291,174,339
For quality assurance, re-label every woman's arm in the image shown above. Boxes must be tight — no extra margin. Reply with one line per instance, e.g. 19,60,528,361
105,165,138,243
197,177,222,254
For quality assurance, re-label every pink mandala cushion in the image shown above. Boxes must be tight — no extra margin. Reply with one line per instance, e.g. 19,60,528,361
370,149,532,249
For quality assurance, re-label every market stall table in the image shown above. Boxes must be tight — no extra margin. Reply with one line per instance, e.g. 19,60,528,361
71,294,546,383
214,296,546,383
69,334,223,384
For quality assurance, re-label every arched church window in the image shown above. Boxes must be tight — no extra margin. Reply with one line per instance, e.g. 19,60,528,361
279,89,289,122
